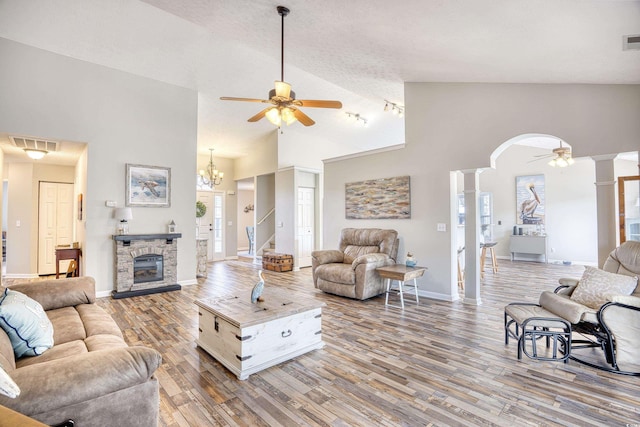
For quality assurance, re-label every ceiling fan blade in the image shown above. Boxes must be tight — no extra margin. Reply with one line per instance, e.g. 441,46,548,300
294,100,342,109
220,97,270,103
247,107,273,122
293,109,315,126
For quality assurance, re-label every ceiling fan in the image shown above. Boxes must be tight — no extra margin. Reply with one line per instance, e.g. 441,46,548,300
220,6,342,127
531,140,575,167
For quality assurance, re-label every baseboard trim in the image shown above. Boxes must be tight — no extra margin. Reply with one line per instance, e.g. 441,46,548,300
3,273,39,279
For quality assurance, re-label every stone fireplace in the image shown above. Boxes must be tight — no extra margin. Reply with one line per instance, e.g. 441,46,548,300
113,233,182,299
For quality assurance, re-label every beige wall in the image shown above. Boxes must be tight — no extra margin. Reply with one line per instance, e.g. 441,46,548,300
0,38,198,294
323,83,640,301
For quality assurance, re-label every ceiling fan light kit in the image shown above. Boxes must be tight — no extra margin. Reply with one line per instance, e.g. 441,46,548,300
547,141,574,167
220,5,342,127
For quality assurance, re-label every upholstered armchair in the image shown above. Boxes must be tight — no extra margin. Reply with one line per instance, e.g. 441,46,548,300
539,241,640,374
311,228,399,300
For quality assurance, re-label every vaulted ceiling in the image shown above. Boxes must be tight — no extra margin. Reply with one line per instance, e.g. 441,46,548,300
1,0,638,160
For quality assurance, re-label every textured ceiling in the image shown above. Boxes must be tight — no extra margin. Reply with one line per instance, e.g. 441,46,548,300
0,0,638,161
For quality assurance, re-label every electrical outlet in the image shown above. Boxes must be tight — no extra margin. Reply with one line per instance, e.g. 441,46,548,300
437,223,446,232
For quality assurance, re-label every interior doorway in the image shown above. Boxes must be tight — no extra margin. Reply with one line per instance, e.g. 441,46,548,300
197,190,225,261
38,181,74,275
297,187,315,267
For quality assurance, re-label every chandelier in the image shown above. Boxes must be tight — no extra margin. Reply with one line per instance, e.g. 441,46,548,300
199,148,223,186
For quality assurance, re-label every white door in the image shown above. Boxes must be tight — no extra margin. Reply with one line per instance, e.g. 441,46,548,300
297,187,315,267
197,191,214,261
38,182,74,275
212,191,224,261
197,191,225,261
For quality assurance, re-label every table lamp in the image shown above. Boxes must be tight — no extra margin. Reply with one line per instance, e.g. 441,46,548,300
115,207,133,235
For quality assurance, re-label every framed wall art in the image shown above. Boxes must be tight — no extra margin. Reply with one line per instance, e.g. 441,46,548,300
126,164,171,207
345,175,411,219
516,174,545,225
77,193,83,220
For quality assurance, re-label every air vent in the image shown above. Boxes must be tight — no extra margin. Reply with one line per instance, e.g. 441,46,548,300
623,34,640,51
10,136,58,152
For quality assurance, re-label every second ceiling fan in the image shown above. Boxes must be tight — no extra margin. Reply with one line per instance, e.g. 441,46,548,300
220,6,342,127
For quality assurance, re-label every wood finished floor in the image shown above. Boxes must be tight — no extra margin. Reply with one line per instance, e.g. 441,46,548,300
97,260,640,427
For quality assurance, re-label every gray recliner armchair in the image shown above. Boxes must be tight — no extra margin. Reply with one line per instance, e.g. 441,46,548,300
311,228,398,300
539,241,640,375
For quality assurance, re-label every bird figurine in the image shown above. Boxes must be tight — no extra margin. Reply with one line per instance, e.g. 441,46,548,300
520,183,541,223
251,270,265,304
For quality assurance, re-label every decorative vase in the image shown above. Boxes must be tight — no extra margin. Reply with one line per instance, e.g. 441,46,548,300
405,252,417,267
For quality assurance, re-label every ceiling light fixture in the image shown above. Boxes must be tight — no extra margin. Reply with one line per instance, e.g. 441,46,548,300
547,141,574,167
199,148,224,187
219,6,342,127
24,148,48,160
383,100,404,118
345,112,368,126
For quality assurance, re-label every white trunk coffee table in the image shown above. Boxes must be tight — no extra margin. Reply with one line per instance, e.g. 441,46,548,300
195,291,325,380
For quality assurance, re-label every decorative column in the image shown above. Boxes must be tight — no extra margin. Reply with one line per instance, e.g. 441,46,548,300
196,238,208,278
462,169,482,305
592,155,617,267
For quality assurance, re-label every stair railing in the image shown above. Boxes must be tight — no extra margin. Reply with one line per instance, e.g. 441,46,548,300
257,207,275,225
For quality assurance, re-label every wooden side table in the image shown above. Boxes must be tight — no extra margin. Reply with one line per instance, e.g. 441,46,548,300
55,247,81,278
376,264,427,309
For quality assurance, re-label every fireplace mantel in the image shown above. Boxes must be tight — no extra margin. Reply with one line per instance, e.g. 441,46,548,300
113,233,182,246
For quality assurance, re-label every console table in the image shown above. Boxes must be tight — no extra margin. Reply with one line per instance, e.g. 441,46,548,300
509,235,548,263
55,247,81,278
196,290,325,380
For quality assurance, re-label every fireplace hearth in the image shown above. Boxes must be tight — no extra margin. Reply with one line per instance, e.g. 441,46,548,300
113,233,182,299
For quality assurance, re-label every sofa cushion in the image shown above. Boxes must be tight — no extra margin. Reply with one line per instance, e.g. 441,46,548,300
315,263,356,285
343,245,380,264
540,291,595,324
570,266,638,310
77,304,124,339
0,289,54,358
16,340,88,369
48,307,87,345
85,335,128,352
8,277,95,311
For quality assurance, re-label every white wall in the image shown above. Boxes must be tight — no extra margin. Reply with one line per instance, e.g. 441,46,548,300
275,168,295,258
234,133,278,180
323,83,640,301
0,38,198,293
478,145,597,265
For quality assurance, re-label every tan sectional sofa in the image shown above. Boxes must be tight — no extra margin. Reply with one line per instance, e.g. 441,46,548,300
0,277,161,426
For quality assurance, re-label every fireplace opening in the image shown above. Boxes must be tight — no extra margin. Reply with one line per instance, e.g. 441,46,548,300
133,255,164,284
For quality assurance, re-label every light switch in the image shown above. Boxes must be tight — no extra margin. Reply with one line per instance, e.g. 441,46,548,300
105,200,117,207
16,220,21,227
437,223,446,232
